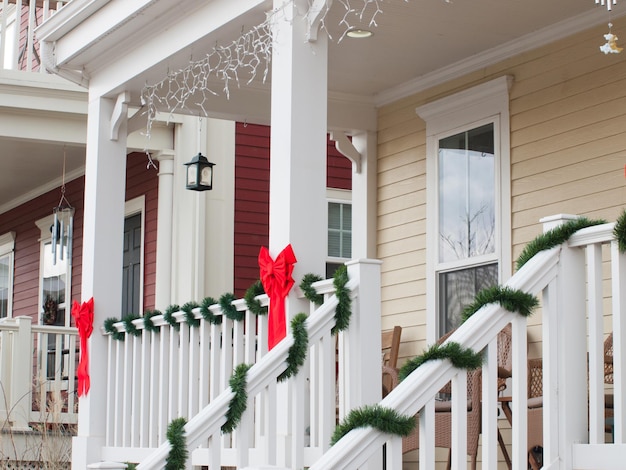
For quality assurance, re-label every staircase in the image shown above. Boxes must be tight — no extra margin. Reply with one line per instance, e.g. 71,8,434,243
99,216,626,469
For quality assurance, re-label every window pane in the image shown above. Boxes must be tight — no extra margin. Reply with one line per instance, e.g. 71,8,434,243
438,262,498,336
438,123,495,263
328,202,352,259
0,254,9,318
42,241,68,326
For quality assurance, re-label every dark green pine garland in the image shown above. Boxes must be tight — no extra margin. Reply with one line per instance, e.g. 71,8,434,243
122,314,141,337
221,363,252,434
300,273,324,305
278,313,309,382
143,309,161,333
103,317,126,341
181,301,200,328
163,304,181,331
200,296,222,325
516,216,606,270
331,404,416,446
461,286,539,323
331,265,351,334
244,280,268,316
399,342,484,382
165,417,188,470
220,293,244,322
614,209,626,254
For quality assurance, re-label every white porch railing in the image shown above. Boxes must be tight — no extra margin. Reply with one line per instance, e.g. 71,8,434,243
0,0,67,72
100,259,382,469
316,217,625,470
0,316,79,430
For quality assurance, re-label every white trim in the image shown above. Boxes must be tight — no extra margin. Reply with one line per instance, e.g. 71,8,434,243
0,231,15,319
418,76,512,343
375,8,625,107
326,188,351,202
124,195,145,316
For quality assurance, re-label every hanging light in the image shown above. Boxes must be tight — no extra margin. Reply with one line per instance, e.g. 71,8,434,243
184,153,215,191
51,147,74,265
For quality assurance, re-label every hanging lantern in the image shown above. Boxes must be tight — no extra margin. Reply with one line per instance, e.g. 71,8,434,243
184,153,215,191
51,148,74,265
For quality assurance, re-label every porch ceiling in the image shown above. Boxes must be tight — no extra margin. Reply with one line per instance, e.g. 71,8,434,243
37,0,626,115
3,0,625,214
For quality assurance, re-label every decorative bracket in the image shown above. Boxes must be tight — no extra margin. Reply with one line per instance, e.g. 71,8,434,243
306,0,332,42
330,131,361,174
110,91,131,141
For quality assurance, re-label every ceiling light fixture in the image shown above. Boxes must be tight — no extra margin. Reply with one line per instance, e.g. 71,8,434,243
346,28,373,39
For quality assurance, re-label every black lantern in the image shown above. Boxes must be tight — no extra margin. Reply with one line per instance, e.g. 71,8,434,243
184,153,215,191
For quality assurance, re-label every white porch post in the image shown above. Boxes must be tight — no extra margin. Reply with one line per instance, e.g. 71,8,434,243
541,214,589,469
73,93,128,468
269,1,327,467
154,150,175,310
351,131,377,259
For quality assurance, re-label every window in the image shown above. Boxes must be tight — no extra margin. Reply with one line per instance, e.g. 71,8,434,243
36,215,72,326
0,232,15,319
417,76,512,340
326,191,352,278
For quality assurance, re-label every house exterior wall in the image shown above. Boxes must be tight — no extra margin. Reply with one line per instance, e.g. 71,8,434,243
377,21,626,362
233,122,352,297
0,151,158,322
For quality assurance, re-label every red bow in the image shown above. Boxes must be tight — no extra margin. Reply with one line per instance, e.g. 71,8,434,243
71,297,94,397
258,244,297,350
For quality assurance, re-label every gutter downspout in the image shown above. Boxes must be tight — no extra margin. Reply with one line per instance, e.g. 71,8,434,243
40,41,90,88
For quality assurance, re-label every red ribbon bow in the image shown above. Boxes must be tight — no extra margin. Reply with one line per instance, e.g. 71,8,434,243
71,297,94,397
258,244,297,350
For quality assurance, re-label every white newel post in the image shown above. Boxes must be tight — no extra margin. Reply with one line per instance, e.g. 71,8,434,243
269,0,328,466
154,150,175,310
10,316,33,431
541,214,589,469
73,92,129,469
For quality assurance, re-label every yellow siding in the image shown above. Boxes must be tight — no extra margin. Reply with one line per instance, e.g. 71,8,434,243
377,19,626,369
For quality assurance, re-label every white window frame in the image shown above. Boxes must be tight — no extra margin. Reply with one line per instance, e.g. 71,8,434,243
36,215,72,327
124,196,146,316
0,232,16,319
417,76,513,343
327,188,352,269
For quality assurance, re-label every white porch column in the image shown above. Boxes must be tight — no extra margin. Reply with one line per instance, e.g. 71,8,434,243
154,150,175,310
270,2,327,468
351,131,377,259
269,0,327,284
73,93,128,469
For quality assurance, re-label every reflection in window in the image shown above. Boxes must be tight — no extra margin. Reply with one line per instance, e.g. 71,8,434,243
42,241,68,326
438,123,495,263
0,254,9,318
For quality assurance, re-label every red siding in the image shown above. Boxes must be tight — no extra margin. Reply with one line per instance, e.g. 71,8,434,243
233,123,353,296
126,152,159,312
0,152,158,323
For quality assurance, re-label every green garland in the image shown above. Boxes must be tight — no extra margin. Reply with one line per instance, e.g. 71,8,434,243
200,296,222,325
278,313,309,382
331,404,416,446
399,342,483,382
122,314,141,337
516,216,606,270
615,209,626,254
103,317,125,341
244,280,268,316
220,293,243,322
143,309,161,333
300,273,324,305
181,302,200,328
461,286,539,323
331,265,351,334
163,304,181,331
222,363,252,434
165,417,188,470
